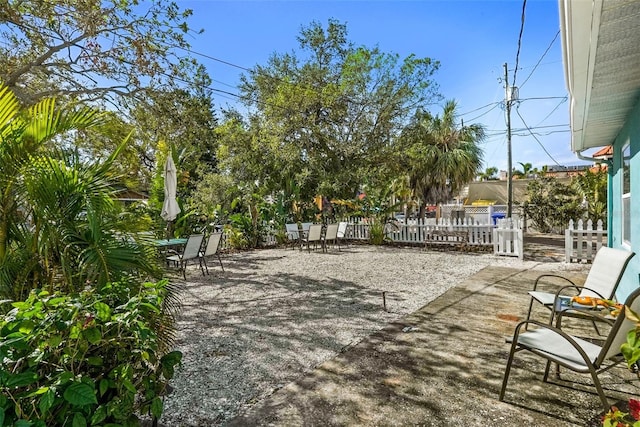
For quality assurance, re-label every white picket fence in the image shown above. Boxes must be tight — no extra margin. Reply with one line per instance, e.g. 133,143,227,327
342,217,501,249
493,218,524,260
565,219,607,263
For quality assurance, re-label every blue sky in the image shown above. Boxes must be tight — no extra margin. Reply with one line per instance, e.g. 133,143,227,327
182,0,581,173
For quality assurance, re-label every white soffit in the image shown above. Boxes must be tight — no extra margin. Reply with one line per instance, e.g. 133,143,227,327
561,0,640,153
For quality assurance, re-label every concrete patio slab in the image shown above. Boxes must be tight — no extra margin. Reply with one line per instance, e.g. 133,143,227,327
227,266,639,427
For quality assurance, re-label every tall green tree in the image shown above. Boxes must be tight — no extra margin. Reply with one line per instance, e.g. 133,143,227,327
232,19,441,206
399,100,485,216
132,88,219,195
0,0,206,106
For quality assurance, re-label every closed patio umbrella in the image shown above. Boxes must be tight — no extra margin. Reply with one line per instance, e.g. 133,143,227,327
161,155,181,228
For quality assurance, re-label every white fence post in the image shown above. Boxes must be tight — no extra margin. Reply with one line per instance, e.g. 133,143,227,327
564,219,607,263
493,218,523,260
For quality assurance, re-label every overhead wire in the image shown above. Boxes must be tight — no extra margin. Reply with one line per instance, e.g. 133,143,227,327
511,0,527,88
515,106,563,166
519,30,560,89
465,102,501,122
534,96,568,127
459,101,501,117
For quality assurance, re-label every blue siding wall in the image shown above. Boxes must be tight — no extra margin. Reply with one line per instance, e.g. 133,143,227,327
610,97,640,300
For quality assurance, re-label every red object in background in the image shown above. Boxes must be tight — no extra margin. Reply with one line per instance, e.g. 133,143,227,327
629,399,640,420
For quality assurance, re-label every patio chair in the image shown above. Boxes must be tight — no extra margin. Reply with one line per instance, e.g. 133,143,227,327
301,224,323,252
525,246,635,327
200,232,224,275
166,233,205,280
322,223,339,252
301,222,313,237
500,286,640,412
285,223,300,250
337,222,349,249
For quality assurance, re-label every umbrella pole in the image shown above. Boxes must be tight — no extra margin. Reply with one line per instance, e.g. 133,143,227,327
166,220,175,239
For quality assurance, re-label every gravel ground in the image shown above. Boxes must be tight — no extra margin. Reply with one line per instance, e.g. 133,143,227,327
159,244,588,426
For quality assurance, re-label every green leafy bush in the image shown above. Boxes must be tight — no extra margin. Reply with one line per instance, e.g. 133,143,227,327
522,176,585,233
0,281,181,426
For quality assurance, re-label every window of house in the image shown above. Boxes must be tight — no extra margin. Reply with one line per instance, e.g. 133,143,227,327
622,143,631,244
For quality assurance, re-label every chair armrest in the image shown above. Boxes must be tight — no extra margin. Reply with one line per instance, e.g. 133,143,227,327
554,305,616,329
533,274,578,292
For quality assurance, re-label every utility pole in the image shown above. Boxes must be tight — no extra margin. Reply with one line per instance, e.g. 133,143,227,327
504,63,513,218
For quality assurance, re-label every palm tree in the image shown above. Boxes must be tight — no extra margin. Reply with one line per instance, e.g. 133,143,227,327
478,166,498,181
0,85,157,301
399,100,485,217
513,162,533,178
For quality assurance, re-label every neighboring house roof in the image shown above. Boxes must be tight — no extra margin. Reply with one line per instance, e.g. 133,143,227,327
114,188,149,202
559,0,640,153
591,145,613,159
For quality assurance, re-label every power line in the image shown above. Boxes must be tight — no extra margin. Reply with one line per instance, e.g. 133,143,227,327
176,46,253,73
534,96,567,127
515,106,563,166
459,101,501,116
512,0,527,88
519,30,560,89
466,102,501,122
519,96,568,101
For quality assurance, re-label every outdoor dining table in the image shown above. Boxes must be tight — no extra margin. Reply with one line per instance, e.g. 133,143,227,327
152,238,188,266
152,238,188,248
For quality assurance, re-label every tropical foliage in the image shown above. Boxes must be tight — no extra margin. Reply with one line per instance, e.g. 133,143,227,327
398,100,485,216
226,19,442,205
0,85,158,302
522,176,585,233
573,165,608,224
0,281,181,426
0,84,180,423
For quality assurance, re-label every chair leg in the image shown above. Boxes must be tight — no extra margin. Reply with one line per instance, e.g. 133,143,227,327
217,255,224,272
499,340,519,401
181,260,186,280
201,258,208,276
590,369,611,412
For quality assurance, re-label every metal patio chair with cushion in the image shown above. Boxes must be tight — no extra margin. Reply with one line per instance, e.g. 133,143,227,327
322,223,339,252
166,233,205,280
200,232,224,275
500,286,640,412
285,223,301,249
526,246,635,326
301,224,323,252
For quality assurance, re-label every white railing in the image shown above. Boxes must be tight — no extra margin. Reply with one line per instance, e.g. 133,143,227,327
493,218,524,260
565,219,607,263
